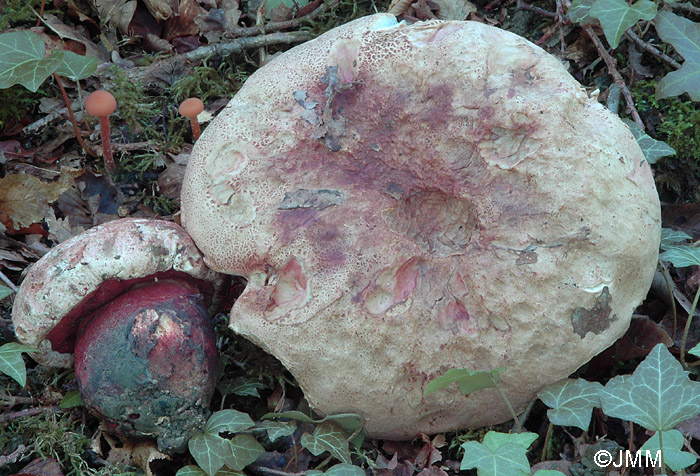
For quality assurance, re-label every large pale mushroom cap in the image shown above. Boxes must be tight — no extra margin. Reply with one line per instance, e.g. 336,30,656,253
12,218,225,352
181,14,661,438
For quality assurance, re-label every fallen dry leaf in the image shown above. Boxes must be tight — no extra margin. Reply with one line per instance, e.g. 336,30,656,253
433,0,475,20
0,174,70,231
132,442,171,476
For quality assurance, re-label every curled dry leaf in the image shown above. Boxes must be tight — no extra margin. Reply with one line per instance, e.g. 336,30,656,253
433,0,476,20
132,441,172,476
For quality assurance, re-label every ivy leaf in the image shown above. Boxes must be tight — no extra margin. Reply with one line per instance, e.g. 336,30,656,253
538,379,603,431
0,31,61,91
0,284,12,301
204,410,256,434
622,118,676,164
533,472,568,476
60,390,82,408
460,432,538,476
568,0,597,25
261,410,314,423
589,0,657,48
659,245,700,267
218,377,266,398
0,342,36,387
224,434,264,470
259,420,297,442
655,11,700,101
307,464,366,476
660,228,692,250
188,434,230,476
640,430,696,471
424,367,503,396
301,421,352,464
689,342,700,358
52,50,97,82
600,343,700,431
176,466,243,476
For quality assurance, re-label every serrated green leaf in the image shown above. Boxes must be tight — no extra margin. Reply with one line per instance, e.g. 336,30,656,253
640,430,696,471
538,379,603,431
324,464,366,476
60,390,82,408
204,410,255,435
660,228,692,250
600,343,700,431
622,119,676,164
659,245,700,267
655,11,700,101
0,31,61,92
188,433,230,476
259,420,297,442
460,432,537,476
52,50,97,81
568,0,597,25
218,377,266,398
0,342,36,387
0,284,12,301
224,434,264,470
424,367,502,396
261,410,314,423
300,421,352,464
589,0,657,48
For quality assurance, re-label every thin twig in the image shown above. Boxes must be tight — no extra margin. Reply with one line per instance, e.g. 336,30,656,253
517,0,557,18
0,444,32,468
250,466,306,476
671,2,700,15
233,0,339,37
0,270,18,293
582,24,645,129
0,393,39,406
625,30,682,70
22,98,83,135
0,406,61,423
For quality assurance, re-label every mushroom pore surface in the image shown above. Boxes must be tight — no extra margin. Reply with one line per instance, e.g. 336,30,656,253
180,14,661,438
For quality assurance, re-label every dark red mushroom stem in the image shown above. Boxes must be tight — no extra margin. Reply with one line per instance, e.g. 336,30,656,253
179,98,205,141
85,90,117,173
74,278,218,453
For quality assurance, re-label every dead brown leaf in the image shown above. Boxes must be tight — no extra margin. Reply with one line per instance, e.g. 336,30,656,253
132,442,171,476
12,457,64,476
0,174,70,231
433,0,475,20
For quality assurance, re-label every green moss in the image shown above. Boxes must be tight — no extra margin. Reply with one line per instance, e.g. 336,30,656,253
0,84,46,128
0,0,47,30
631,80,700,201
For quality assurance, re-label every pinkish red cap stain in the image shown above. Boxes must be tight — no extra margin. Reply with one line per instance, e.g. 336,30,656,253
181,14,661,438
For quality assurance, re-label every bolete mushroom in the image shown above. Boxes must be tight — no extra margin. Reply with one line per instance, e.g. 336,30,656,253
180,15,661,438
12,218,224,453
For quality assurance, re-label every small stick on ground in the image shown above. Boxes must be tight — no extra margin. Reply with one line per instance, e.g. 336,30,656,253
625,30,682,69
53,74,97,158
517,0,557,18
0,269,18,293
0,406,61,424
583,24,645,129
671,2,700,15
233,0,339,37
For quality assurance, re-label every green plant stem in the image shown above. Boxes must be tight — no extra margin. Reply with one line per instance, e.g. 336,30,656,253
540,422,553,462
53,73,96,158
659,263,678,339
659,430,666,476
490,376,523,433
680,285,700,368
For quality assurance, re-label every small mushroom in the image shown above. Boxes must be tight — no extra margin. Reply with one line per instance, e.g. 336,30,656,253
12,218,225,453
180,15,661,438
85,90,117,173
179,98,205,141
